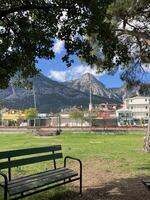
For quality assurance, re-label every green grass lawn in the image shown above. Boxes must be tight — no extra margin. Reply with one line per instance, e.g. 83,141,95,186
0,131,150,199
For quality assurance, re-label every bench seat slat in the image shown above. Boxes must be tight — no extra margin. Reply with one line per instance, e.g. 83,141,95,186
8,168,70,186
0,153,63,169
8,168,74,189
0,145,61,159
8,168,78,195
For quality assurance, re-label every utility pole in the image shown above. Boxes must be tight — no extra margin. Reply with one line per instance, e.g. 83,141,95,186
33,85,37,127
89,74,92,131
57,114,61,134
33,85,37,109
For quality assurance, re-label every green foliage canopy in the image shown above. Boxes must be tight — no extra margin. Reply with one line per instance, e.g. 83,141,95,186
24,108,38,119
0,0,149,88
69,110,84,121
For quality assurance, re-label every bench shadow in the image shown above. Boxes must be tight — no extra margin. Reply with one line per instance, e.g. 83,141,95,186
50,176,150,200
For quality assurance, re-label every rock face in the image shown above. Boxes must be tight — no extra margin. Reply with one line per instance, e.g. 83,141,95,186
63,73,120,100
110,84,150,99
0,73,120,112
109,86,125,100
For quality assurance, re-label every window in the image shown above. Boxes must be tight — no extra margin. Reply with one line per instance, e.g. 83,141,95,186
131,106,133,109
146,113,149,116
146,106,148,109
145,99,147,101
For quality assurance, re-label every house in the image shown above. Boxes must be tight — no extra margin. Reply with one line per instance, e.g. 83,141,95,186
1,109,26,126
116,96,150,126
125,96,150,119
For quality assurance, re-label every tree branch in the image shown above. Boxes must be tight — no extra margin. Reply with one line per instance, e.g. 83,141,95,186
0,3,53,19
116,28,150,43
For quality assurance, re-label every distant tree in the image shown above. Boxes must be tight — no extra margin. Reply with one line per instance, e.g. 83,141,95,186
69,110,84,126
24,108,38,120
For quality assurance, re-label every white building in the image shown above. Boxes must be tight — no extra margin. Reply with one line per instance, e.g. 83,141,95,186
116,96,150,125
125,96,150,119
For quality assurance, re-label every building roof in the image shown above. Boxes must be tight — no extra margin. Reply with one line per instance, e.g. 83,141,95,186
116,108,132,113
125,95,150,100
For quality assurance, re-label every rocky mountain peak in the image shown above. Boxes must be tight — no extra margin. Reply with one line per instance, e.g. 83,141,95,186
81,72,92,79
63,73,120,100
81,73,101,83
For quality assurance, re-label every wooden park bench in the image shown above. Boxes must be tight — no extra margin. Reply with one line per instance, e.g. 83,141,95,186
0,145,82,200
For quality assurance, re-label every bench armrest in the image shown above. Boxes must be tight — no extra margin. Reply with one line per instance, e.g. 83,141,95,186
64,156,82,176
64,156,82,195
0,172,8,188
0,172,8,200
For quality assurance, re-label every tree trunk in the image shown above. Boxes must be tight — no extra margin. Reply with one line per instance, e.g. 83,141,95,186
144,104,150,152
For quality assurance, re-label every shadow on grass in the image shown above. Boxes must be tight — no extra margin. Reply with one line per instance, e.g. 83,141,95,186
50,176,150,200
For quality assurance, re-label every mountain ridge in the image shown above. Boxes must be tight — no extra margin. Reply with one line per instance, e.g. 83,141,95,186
0,73,148,112
0,73,120,112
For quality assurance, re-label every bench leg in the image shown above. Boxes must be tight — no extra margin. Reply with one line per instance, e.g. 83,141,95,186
79,176,82,196
79,160,82,196
4,187,7,200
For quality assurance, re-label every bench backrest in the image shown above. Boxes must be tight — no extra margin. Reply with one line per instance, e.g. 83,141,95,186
0,145,62,181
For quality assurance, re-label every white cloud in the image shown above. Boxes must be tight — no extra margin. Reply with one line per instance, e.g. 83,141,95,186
48,64,105,82
48,70,67,82
53,39,64,54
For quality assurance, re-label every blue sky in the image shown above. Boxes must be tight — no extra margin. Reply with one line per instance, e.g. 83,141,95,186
37,39,150,88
